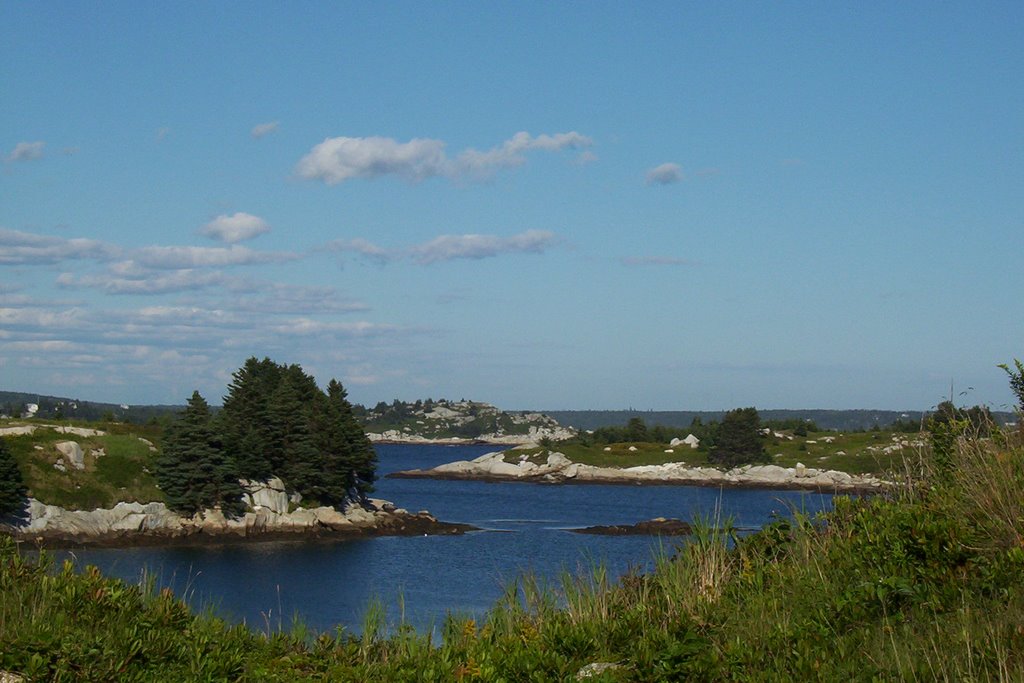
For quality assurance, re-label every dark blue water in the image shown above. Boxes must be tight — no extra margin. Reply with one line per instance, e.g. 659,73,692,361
52,445,832,634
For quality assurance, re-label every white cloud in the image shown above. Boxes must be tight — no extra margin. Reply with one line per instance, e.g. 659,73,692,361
0,228,119,265
410,229,555,265
6,141,45,162
200,212,271,243
296,131,592,185
133,244,297,269
296,136,447,184
251,121,279,138
645,162,683,186
620,256,698,267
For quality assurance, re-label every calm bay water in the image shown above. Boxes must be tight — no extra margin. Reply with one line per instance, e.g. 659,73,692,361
53,445,833,634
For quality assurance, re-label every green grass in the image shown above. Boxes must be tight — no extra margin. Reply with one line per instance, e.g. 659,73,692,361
3,421,164,509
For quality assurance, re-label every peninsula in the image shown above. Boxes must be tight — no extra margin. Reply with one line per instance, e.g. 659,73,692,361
389,450,889,493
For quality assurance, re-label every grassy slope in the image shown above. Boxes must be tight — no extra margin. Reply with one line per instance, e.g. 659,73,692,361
3,420,164,509
2,427,1022,681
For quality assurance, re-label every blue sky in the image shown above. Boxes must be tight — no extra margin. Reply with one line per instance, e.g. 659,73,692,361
2,2,1021,411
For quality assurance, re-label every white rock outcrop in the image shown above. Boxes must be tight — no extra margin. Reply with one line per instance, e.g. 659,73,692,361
241,477,290,514
55,441,85,470
3,494,446,544
394,452,889,493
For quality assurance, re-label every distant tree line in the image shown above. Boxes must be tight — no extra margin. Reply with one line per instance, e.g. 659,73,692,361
155,358,376,515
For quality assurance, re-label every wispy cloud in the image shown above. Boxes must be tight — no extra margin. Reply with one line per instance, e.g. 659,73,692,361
327,238,393,264
7,141,46,162
620,255,698,267
410,230,556,265
326,230,557,266
222,282,369,315
57,269,230,295
133,244,297,269
0,228,119,265
270,319,399,337
645,162,683,186
295,131,592,185
200,212,271,243
251,121,279,139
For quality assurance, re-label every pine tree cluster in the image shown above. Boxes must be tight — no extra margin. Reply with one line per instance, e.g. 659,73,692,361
155,358,376,515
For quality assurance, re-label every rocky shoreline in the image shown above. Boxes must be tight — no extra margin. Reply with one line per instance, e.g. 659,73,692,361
0,478,475,549
389,451,890,494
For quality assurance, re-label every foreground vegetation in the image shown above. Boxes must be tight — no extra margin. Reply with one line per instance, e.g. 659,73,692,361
2,419,1022,680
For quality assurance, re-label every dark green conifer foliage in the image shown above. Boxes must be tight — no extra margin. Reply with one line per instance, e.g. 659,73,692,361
215,358,376,505
0,436,27,516
709,407,769,467
270,369,323,499
327,379,377,495
156,391,243,515
219,357,280,480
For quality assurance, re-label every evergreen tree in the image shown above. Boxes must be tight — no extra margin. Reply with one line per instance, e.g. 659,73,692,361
0,437,27,516
328,379,377,495
625,417,649,442
271,370,323,499
156,391,243,515
219,357,282,480
709,407,768,468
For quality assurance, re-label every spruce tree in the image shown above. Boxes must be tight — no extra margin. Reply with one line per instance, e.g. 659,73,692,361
329,379,377,495
156,391,243,515
709,407,768,468
219,357,280,480
271,371,322,500
0,436,27,516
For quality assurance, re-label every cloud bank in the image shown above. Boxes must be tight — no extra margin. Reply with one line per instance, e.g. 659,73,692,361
0,228,118,265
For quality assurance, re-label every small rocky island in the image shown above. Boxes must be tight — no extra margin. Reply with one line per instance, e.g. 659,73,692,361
571,517,695,536
2,476,473,548
390,450,889,493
